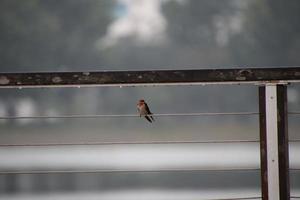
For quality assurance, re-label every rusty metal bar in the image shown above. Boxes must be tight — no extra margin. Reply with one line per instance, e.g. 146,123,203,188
0,67,300,88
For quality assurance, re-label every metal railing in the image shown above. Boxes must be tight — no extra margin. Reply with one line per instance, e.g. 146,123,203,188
1,67,300,200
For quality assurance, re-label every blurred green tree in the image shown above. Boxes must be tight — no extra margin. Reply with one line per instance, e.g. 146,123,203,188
0,0,114,72
162,0,234,48
229,0,300,66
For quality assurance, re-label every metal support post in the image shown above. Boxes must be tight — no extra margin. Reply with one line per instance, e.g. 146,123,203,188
259,84,289,200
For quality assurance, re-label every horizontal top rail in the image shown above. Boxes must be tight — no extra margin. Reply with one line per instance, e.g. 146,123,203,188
0,67,300,88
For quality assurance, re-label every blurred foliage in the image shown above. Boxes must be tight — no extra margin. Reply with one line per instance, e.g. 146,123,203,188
0,0,114,71
162,0,234,47
1,0,300,70
229,0,300,66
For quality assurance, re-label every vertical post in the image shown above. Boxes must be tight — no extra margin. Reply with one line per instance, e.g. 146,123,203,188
259,86,268,200
265,85,280,200
277,85,290,199
259,84,290,200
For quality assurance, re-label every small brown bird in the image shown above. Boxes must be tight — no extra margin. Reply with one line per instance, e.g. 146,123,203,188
137,99,154,123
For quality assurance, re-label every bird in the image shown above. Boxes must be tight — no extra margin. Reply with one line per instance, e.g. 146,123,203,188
137,99,154,123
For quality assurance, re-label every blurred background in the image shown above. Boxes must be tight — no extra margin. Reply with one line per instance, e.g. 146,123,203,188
0,0,300,199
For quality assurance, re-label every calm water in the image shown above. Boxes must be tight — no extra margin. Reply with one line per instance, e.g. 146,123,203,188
0,143,299,199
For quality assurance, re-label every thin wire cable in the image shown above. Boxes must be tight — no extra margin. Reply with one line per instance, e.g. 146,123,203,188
1,110,300,119
0,167,261,175
0,112,259,120
0,140,260,147
1,167,299,175
2,139,300,147
289,111,300,115
203,197,261,200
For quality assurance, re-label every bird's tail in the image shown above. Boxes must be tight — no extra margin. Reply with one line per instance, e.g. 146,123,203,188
144,116,153,123
149,114,155,121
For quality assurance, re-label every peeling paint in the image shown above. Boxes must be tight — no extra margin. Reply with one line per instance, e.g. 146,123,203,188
236,76,246,81
0,76,10,85
217,72,225,79
52,76,62,83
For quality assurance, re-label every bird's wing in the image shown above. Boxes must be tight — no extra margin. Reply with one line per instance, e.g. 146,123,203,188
145,103,154,121
144,103,152,114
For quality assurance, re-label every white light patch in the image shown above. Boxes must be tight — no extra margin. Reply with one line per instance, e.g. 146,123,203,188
98,0,167,48
288,88,299,103
265,85,280,200
15,98,37,125
0,100,7,123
